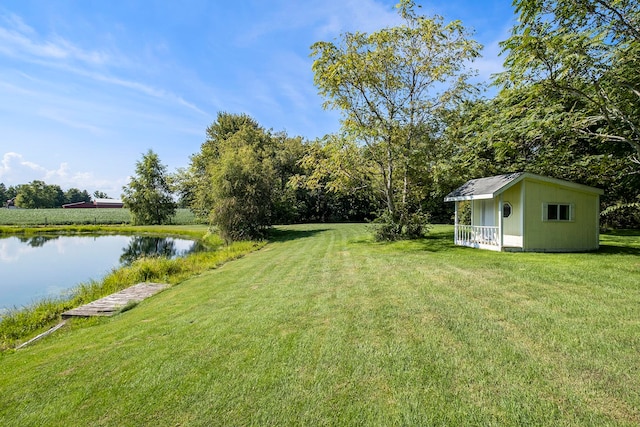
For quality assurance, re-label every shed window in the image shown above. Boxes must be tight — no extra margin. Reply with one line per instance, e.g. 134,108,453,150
503,202,512,218
544,203,573,221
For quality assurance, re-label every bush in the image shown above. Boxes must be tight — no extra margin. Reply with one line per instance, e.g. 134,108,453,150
601,203,640,230
371,210,430,241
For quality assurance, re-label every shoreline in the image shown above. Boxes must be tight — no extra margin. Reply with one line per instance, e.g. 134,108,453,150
0,225,264,351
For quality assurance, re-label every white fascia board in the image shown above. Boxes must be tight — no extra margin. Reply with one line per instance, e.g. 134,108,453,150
444,194,495,202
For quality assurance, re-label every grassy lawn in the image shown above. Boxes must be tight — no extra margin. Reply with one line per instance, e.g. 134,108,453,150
1,224,638,426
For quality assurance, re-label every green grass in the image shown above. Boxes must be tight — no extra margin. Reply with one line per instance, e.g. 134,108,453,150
1,224,639,426
0,207,199,225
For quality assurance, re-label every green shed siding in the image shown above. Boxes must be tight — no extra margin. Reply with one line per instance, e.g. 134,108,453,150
522,180,600,251
501,182,522,237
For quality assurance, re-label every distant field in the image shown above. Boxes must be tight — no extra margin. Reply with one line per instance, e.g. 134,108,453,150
0,208,200,225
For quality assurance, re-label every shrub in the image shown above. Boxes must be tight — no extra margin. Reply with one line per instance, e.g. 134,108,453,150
371,210,430,241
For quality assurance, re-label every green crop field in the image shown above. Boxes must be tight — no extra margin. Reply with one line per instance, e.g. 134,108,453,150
1,224,639,426
0,208,200,226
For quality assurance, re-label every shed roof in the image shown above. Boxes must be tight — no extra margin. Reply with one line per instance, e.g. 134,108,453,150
444,172,603,202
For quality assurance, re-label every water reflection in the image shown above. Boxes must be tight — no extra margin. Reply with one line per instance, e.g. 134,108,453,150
119,236,203,265
17,235,60,247
0,234,201,311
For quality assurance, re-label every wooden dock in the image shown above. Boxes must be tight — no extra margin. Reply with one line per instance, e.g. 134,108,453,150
62,282,170,318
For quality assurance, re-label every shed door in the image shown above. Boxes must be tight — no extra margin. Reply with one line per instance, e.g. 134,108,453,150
481,200,495,226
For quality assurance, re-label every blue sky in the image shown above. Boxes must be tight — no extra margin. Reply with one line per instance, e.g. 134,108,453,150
0,0,516,197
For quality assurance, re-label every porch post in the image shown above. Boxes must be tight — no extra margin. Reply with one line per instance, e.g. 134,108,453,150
498,194,504,250
454,201,459,244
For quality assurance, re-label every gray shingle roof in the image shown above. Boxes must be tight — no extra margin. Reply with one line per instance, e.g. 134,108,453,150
444,172,603,202
444,172,524,201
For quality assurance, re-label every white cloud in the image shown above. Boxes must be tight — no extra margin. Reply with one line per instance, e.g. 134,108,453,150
0,239,37,263
37,109,106,134
311,0,402,37
238,0,400,45
44,162,70,181
0,152,56,182
0,12,110,65
0,152,125,195
0,10,207,119
81,70,209,117
0,152,16,174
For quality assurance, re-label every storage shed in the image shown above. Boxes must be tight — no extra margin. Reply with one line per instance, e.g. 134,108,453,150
444,172,603,252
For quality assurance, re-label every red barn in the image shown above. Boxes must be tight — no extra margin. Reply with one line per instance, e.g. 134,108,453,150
62,199,124,209
62,201,96,208
94,198,124,208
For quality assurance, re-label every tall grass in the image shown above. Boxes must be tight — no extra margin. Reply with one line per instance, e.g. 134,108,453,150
0,231,264,350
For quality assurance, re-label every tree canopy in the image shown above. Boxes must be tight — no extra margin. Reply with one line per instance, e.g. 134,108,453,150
122,149,177,225
7,1,637,230
1,182,97,208
185,112,378,241
165,1,640,231
0,183,7,206
64,188,92,204
14,180,64,209
499,0,640,166
310,0,481,238
93,190,110,199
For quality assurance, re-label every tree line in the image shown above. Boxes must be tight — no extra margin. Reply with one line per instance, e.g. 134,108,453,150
1,181,111,209
165,0,635,239
11,1,640,236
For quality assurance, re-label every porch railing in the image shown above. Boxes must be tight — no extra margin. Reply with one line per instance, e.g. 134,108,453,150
455,225,500,248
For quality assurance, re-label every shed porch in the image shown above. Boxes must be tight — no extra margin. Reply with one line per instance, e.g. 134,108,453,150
451,199,523,252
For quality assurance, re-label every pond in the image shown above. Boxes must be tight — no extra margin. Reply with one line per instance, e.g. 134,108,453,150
0,235,202,313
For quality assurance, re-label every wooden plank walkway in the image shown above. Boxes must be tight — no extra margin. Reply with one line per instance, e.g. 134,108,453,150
62,282,170,318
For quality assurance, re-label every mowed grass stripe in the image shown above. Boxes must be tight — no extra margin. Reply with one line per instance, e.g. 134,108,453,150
0,224,639,426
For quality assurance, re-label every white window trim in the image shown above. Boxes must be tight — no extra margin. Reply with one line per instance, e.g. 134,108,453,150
543,203,574,222
503,202,512,218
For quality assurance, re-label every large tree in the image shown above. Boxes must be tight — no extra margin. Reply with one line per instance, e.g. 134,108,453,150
0,183,7,206
209,140,276,242
189,113,266,220
310,0,480,237
64,188,91,204
14,180,64,208
186,112,382,234
188,113,278,241
445,86,639,202
499,0,640,166
122,149,177,225
292,134,381,222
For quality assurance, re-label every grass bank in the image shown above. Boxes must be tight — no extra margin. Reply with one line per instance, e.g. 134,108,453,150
1,224,639,425
0,223,208,237
0,225,264,350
